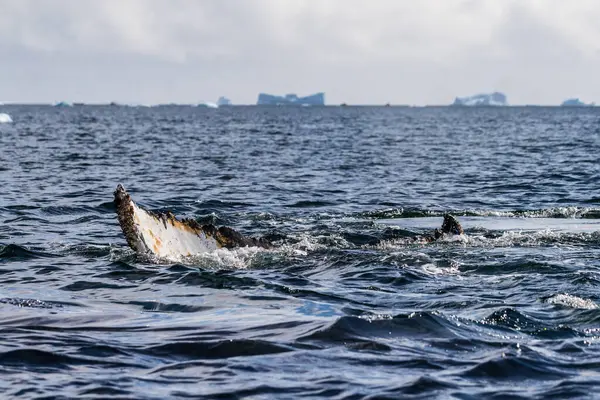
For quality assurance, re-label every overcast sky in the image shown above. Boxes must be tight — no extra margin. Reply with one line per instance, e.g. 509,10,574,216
1,0,599,105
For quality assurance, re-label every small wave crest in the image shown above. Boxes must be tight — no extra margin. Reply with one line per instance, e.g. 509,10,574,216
545,294,598,310
0,244,58,261
377,230,600,250
465,230,600,248
360,206,600,220
0,298,59,309
300,312,460,346
458,207,599,219
279,232,352,255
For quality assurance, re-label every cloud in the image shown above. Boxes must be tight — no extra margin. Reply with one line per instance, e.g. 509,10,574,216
0,0,599,104
0,1,505,61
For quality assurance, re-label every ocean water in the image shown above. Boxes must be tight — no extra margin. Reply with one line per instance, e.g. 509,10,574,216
1,105,599,399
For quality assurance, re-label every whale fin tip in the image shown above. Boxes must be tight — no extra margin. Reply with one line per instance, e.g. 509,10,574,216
441,214,464,235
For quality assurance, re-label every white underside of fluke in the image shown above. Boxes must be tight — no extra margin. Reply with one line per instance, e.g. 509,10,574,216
130,200,220,259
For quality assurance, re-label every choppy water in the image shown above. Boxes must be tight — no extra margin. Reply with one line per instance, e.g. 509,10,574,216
1,105,600,399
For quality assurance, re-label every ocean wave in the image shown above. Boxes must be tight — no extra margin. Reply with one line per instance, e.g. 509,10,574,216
359,206,600,220
300,312,463,345
463,350,569,380
119,300,211,313
0,348,138,369
545,294,598,310
465,230,600,248
53,243,117,258
377,230,600,251
40,205,98,216
0,244,59,261
142,339,293,360
478,308,581,339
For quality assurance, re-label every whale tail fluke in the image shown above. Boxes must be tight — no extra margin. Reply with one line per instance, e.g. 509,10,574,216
113,184,270,259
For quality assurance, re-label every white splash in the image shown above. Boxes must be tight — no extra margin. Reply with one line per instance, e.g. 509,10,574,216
277,234,330,257
182,246,268,269
546,293,598,309
0,113,12,123
421,261,461,276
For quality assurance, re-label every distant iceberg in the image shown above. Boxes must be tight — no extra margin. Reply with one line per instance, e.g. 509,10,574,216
452,92,508,106
561,98,594,107
0,113,12,123
198,102,218,108
217,96,232,106
257,92,325,106
55,101,72,107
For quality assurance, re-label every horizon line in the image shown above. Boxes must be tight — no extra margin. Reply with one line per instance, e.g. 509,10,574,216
1,102,597,108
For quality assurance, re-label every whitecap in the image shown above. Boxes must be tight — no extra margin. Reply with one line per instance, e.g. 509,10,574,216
466,229,599,248
546,293,598,309
458,207,595,219
182,246,268,269
421,262,461,276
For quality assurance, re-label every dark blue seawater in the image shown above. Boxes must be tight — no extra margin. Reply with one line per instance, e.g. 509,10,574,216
1,105,600,399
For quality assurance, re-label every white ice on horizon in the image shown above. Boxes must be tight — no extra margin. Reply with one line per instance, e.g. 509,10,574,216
217,96,232,106
460,98,506,106
198,102,219,108
0,113,12,123
453,92,508,106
